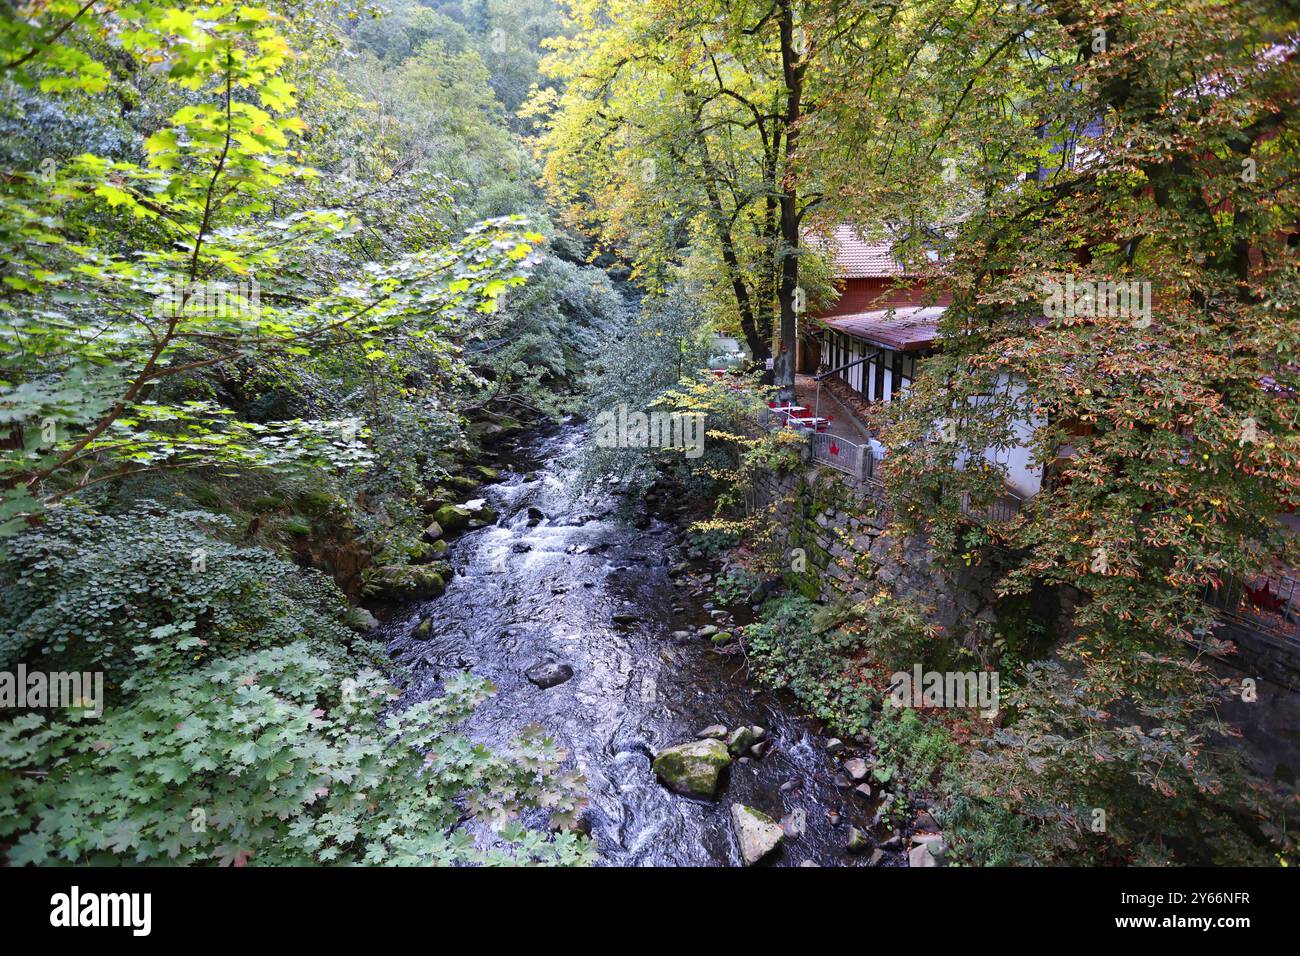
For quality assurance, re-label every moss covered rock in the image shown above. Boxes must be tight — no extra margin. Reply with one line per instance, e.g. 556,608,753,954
373,566,446,600
443,475,480,492
652,738,731,799
280,516,312,536
727,725,757,755
432,504,473,533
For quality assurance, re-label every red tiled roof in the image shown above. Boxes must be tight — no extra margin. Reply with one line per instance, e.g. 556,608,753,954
805,224,911,279
821,306,945,352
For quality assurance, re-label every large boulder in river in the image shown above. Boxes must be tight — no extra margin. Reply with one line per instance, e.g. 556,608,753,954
730,804,784,865
652,739,731,799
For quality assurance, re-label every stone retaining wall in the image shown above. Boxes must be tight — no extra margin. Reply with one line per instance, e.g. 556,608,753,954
751,463,1017,655
753,461,1300,690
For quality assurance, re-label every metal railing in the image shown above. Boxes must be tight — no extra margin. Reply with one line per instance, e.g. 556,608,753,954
808,431,877,481
959,489,1024,524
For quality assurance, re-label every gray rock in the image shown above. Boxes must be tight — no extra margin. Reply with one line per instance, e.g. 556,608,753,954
825,737,844,754
909,842,939,867
799,860,819,868
412,617,433,638
697,724,728,740
867,848,885,867
750,725,767,741
749,741,769,759
612,612,638,624
345,607,380,633
524,661,574,688
912,833,947,864
854,783,873,800
730,804,784,865
696,624,719,638
844,757,869,781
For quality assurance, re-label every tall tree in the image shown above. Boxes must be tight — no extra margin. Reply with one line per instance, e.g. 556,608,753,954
803,0,1299,861
532,0,866,394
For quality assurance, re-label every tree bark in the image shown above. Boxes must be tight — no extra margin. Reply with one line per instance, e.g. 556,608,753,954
697,138,768,362
774,0,805,401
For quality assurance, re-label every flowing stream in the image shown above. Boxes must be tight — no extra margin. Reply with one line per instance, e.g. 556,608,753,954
385,421,893,866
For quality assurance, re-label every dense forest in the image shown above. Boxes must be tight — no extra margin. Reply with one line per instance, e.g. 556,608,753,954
0,0,1297,873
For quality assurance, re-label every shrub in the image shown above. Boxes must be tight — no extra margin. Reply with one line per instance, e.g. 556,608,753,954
744,595,880,738
0,646,593,866
0,504,354,681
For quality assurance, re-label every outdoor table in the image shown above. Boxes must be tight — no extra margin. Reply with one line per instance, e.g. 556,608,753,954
771,404,808,422
788,415,830,432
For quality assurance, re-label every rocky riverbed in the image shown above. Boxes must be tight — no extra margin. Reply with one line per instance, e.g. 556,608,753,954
384,421,927,866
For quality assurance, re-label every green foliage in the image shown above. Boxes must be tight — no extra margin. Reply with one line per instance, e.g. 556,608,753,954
744,594,879,739
870,706,958,793
802,0,1300,864
0,653,593,866
0,0,599,868
954,662,1288,866
471,255,627,415
712,567,762,607
0,503,354,679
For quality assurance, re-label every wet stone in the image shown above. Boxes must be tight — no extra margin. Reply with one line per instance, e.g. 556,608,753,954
525,661,574,688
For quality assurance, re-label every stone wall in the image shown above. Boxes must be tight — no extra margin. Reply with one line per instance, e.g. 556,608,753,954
754,460,1300,692
751,462,1017,655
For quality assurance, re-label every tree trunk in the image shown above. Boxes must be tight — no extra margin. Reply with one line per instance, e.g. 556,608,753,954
697,138,768,363
774,0,804,402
